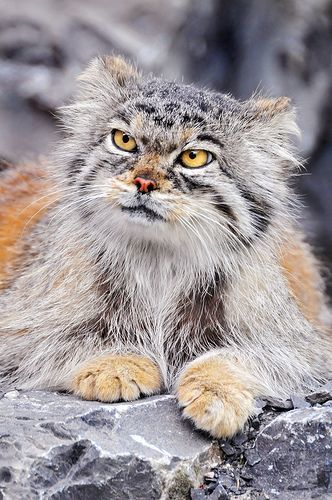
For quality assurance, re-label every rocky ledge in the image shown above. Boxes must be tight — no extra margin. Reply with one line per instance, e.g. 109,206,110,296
0,386,331,500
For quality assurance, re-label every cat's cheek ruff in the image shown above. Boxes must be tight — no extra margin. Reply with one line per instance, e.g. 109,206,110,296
70,169,271,264
72,176,256,262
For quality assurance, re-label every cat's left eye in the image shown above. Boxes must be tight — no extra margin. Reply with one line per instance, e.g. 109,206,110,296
112,129,137,152
180,149,213,168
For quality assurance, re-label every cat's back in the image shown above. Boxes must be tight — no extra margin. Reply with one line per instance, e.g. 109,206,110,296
0,160,54,289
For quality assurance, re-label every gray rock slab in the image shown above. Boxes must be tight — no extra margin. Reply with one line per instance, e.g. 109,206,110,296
306,381,332,405
0,390,219,499
248,407,332,499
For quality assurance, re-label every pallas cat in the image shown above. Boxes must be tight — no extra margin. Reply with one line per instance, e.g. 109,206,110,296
0,56,331,438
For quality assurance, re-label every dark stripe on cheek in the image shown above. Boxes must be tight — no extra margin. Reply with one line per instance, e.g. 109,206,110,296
176,173,239,232
177,172,204,191
210,191,237,223
208,190,245,241
68,157,86,179
177,174,236,222
177,173,236,224
100,157,124,169
218,163,234,179
100,156,132,176
239,188,271,235
79,164,100,192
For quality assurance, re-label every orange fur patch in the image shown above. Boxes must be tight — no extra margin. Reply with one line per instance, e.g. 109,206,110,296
0,162,56,289
255,97,291,116
121,153,173,191
279,234,324,325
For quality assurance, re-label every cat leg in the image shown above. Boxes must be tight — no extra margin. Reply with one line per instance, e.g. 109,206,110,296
72,354,162,402
176,352,258,438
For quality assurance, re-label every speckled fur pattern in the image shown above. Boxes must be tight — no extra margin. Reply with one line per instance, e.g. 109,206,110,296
0,56,331,437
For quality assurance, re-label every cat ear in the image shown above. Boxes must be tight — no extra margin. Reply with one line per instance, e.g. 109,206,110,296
245,95,300,141
253,96,291,117
76,55,138,99
244,96,301,172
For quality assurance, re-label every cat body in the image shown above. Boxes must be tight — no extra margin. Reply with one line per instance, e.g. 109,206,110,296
0,57,331,437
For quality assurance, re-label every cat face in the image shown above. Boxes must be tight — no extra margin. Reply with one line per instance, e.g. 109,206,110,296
58,56,299,255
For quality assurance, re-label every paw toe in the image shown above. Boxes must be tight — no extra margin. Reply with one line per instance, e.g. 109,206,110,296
72,355,161,402
176,358,254,438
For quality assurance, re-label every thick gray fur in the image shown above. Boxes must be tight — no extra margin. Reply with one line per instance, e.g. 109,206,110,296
0,56,331,404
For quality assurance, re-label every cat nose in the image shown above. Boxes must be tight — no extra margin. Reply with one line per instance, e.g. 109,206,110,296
133,176,157,193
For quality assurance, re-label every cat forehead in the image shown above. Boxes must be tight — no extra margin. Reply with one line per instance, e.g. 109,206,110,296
122,78,241,129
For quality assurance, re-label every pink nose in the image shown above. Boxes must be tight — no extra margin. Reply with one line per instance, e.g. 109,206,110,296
134,176,157,193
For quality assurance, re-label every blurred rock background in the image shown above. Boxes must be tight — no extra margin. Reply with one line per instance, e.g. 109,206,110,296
0,0,331,292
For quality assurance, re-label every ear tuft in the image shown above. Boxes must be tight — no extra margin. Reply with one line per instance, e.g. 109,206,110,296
77,55,138,96
102,56,138,86
245,95,299,140
253,97,291,117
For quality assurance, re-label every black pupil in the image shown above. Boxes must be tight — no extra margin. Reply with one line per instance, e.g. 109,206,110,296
189,151,196,160
122,134,130,143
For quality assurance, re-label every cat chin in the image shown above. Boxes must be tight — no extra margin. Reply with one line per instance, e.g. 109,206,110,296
107,208,171,239
106,210,196,252
92,206,221,261
120,205,164,224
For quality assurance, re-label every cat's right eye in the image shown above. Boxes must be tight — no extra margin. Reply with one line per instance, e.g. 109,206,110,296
112,129,137,152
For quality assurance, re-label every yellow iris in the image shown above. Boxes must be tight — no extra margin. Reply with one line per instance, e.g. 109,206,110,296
113,129,137,152
180,149,212,168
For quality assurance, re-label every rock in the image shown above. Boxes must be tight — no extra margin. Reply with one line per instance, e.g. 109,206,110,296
190,489,206,499
305,381,332,405
215,473,235,490
244,449,261,467
262,396,293,411
0,390,219,500
1,390,331,499
195,402,332,498
232,432,247,447
209,484,229,499
240,471,253,482
290,394,311,409
252,399,266,417
219,442,237,457
249,407,332,499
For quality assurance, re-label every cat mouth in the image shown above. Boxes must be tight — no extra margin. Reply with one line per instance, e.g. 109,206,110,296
121,204,164,221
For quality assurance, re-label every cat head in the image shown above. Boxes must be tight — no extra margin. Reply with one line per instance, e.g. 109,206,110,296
56,56,300,263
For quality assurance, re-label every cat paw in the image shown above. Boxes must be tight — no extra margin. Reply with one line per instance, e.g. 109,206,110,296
72,354,162,402
176,357,254,438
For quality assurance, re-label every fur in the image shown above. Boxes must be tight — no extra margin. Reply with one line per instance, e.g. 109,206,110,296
0,56,331,437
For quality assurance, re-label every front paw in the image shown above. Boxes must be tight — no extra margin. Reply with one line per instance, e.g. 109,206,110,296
176,357,254,438
72,354,162,402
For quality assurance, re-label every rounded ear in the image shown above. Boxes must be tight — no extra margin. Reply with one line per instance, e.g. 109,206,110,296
245,95,300,141
76,55,139,100
243,96,301,173
252,96,291,117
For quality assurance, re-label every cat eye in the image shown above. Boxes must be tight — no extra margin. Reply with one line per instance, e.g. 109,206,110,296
112,129,137,152
180,149,213,169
